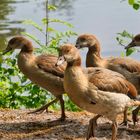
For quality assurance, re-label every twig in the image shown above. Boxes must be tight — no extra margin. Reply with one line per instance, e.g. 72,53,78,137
46,0,49,46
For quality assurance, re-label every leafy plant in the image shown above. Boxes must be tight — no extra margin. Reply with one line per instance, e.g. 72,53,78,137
63,95,81,112
0,52,48,109
128,0,140,10
116,30,139,56
22,4,77,55
0,2,79,112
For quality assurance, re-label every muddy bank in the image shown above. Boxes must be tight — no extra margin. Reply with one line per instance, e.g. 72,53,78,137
0,109,140,140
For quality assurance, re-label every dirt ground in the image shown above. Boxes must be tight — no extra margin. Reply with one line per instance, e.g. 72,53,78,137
0,109,140,140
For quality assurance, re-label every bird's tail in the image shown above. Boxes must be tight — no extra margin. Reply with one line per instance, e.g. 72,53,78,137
128,100,140,107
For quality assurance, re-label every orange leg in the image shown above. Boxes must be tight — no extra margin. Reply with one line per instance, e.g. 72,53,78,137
28,98,59,114
58,95,66,121
120,108,130,127
111,121,118,140
132,106,140,125
86,114,101,140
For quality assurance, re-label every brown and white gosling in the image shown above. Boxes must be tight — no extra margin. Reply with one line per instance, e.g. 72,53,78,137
56,44,140,140
2,36,66,121
76,34,140,125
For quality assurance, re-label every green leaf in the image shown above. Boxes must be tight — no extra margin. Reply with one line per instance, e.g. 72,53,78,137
133,3,140,10
7,68,14,75
32,85,40,92
13,83,19,89
126,48,135,56
117,30,133,38
128,0,134,5
138,0,140,4
22,20,43,32
21,32,44,47
48,5,57,11
11,59,16,65
49,19,74,28
47,27,57,32
42,18,48,24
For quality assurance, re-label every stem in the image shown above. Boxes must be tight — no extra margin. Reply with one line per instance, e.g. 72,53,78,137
46,0,49,46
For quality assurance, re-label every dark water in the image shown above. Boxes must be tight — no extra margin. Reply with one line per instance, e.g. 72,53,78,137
0,0,140,61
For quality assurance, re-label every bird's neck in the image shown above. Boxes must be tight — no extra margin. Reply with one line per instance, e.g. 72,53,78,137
86,43,105,67
67,57,82,67
65,57,89,94
21,42,34,54
18,44,35,73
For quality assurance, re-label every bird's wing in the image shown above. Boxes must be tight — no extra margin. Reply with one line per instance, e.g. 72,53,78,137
87,67,137,98
108,57,140,73
36,54,66,78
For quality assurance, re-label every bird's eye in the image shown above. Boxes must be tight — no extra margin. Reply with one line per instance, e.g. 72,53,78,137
135,37,140,41
80,38,86,42
66,49,70,53
9,39,16,45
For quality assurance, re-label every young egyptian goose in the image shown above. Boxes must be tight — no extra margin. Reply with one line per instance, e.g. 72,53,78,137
56,44,140,140
2,36,66,121
76,34,140,125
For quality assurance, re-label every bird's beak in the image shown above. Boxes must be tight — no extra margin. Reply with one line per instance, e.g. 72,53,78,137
2,47,12,55
125,41,135,49
75,43,81,49
55,56,65,67
2,44,12,55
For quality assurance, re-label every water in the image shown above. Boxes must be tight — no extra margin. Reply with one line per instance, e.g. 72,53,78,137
0,0,140,62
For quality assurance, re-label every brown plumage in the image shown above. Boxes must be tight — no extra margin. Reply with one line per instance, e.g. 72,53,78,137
3,36,66,120
88,68,137,97
108,57,140,73
37,54,65,78
75,34,140,125
56,44,139,140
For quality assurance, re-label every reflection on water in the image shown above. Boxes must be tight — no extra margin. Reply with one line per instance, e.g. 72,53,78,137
0,0,140,60
0,0,28,50
0,0,76,51
49,0,75,17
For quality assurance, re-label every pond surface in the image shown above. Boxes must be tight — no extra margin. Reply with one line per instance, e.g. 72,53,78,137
0,0,140,62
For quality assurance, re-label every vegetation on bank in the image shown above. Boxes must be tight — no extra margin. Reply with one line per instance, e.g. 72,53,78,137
0,1,79,111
